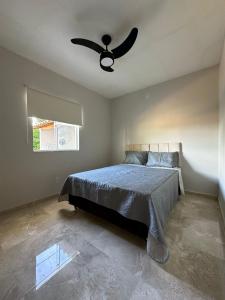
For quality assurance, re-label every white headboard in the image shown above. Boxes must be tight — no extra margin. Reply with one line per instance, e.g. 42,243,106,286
125,143,181,153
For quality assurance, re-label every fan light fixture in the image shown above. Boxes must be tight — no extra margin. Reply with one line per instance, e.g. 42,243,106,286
100,51,114,67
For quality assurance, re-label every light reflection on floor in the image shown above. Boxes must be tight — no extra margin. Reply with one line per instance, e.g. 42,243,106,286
36,243,80,290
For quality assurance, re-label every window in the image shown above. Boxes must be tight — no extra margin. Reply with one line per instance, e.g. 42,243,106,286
32,118,79,151
26,87,82,152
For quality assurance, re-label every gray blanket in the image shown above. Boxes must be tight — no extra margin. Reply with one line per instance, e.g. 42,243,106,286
60,164,179,263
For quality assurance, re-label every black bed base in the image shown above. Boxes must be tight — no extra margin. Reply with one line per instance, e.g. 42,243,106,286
69,195,148,239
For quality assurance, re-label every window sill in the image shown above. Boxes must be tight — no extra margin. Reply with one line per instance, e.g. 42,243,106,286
33,149,79,152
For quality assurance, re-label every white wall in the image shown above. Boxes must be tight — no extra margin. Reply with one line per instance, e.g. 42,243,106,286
0,47,111,212
219,39,225,223
112,67,219,196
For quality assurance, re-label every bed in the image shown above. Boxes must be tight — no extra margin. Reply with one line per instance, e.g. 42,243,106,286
59,143,184,263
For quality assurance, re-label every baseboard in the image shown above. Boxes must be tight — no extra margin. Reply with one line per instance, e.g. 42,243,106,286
186,189,225,229
218,191,225,228
0,194,57,215
185,190,218,200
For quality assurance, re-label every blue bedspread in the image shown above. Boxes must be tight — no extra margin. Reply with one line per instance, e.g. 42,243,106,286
60,164,179,263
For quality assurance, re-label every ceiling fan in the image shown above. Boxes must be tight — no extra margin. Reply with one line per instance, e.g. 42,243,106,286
71,28,138,72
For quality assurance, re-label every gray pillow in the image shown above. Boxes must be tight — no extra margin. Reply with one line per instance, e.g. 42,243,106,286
146,151,179,168
124,151,148,165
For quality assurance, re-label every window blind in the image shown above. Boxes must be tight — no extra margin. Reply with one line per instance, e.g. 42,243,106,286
27,88,82,126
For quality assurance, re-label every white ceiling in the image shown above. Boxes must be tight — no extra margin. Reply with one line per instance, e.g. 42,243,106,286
0,0,225,99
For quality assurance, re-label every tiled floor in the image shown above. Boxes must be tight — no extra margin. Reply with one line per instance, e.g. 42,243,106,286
0,194,225,300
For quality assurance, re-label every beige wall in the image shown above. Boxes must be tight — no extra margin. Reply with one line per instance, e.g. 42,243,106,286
0,47,111,212
219,39,225,223
112,67,219,196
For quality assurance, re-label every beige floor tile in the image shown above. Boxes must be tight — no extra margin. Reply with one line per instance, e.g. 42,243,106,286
0,194,224,300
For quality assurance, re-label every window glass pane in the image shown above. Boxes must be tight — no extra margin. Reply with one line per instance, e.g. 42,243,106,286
32,118,79,151
33,128,40,151
57,124,76,150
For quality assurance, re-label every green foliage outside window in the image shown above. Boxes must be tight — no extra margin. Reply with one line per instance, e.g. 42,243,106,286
33,128,40,150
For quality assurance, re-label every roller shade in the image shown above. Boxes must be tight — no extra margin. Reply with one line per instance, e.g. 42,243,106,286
27,88,82,126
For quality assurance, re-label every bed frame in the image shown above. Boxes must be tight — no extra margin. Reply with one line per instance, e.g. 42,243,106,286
69,195,148,238
69,142,181,239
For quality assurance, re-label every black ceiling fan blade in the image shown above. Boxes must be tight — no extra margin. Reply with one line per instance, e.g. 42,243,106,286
112,28,138,59
100,65,114,72
71,38,104,54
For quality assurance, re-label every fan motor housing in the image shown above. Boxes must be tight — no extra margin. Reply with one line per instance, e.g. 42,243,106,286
102,34,112,46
